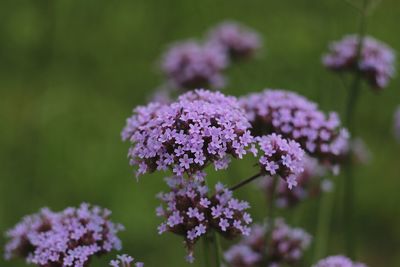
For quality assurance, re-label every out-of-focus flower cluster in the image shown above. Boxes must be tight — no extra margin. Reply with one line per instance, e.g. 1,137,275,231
240,89,349,168
161,41,228,90
256,134,305,189
5,203,123,267
394,106,400,143
156,176,252,262
312,255,367,267
110,254,144,267
347,138,372,165
224,218,311,267
323,34,396,89
157,21,262,93
207,21,262,61
259,156,330,208
122,89,254,178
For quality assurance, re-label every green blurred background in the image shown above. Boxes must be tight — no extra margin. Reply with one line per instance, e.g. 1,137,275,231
1,0,399,266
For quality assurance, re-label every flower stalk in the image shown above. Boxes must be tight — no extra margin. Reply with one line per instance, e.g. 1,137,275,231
343,0,369,258
230,172,262,191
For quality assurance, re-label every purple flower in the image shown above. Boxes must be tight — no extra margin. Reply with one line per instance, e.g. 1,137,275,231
394,106,400,143
224,219,311,267
109,254,144,267
207,21,262,60
240,89,349,169
122,89,254,178
312,255,367,267
160,41,228,90
4,203,123,267
259,156,329,208
256,134,305,189
224,244,262,267
156,176,252,262
323,34,396,90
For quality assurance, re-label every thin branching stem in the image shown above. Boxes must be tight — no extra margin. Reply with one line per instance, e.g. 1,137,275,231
229,172,262,191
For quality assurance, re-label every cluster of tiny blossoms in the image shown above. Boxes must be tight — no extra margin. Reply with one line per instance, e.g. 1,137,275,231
122,89,254,178
156,176,252,262
207,21,262,60
312,255,367,267
160,41,228,90
323,34,396,89
256,134,305,189
109,254,143,267
224,218,311,267
240,89,349,167
4,203,123,267
259,156,330,208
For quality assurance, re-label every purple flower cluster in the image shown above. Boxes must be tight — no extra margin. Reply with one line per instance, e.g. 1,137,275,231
122,89,254,178
323,34,396,89
240,89,349,167
207,21,262,60
256,134,305,189
160,41,228,90
312,255,367,267
224,218,311,267
4,203,123,267
156,176,252,262
259,156,329,208
110,254,144,267
394,106,400,143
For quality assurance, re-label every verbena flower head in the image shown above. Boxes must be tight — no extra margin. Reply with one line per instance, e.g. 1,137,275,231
156,176,252,263
394,106,400,143
207,21,262,60
160,41,228,90
259,156,329,208
323,34,396,89
4,203,123,267
109,254,144,267
224,218,311,267
256,134,305,189
240,89,349,168
312,255,367,267
122,89,254,178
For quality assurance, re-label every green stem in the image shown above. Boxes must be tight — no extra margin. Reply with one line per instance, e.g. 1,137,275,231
343,0,369,258
313,185,334,262
265,176,278,257
229,172,262,191
213,230,222,267
202,236,211,267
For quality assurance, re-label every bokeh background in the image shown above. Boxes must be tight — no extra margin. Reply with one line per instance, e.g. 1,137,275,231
1,0,399,266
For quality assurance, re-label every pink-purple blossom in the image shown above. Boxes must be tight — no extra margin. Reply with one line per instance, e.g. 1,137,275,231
207,21,262,60
256,134,305,189
4,203,123,267
240,89,349,168
224,218,311,267
312,255,367,267
122,89,254,178
109,254,144,267
156,176,252,262
323,34,396,89
160,41,228,90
